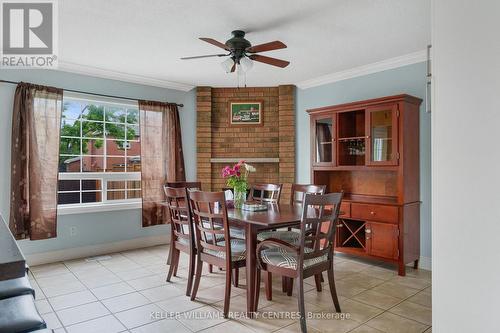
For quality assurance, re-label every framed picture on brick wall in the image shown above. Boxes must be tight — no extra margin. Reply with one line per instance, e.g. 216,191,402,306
228,100,263,126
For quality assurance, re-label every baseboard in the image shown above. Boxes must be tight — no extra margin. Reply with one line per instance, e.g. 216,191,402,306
414,255,432,271
24,235,170,266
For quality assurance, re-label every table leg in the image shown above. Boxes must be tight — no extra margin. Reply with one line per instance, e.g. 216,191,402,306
245,224,257,316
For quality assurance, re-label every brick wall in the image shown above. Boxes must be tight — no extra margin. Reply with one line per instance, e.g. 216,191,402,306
196,85,295,202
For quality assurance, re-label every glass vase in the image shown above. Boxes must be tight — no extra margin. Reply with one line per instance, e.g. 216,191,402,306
234,189,246,209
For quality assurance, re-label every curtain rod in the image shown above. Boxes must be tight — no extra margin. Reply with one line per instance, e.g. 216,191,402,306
0,79,184,107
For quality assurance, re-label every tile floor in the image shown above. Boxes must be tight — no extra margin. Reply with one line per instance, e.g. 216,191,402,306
29,245,432,333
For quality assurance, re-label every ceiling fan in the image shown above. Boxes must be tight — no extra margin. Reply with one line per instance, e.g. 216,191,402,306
181,30,290,73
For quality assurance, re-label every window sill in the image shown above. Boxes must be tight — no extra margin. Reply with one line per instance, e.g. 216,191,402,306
57,201,142,215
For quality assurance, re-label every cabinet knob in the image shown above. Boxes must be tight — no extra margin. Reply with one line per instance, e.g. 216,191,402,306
337,224,343,228
366,236,371,240
370,211,375,215
366,135,370,139
366,229,371,234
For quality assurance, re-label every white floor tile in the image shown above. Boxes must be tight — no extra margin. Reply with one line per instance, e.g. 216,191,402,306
66,314,126,333
56,301,110,326
114,303,163,329
130,318,191,333
41,312,63,329
35,299,53,314
139,284,185,302
91,282,135,300
102,292,151,313
49,290,98,311
127,275,166,291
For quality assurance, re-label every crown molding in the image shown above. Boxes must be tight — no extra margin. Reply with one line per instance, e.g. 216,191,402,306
296,49,427,90
56,61,195,92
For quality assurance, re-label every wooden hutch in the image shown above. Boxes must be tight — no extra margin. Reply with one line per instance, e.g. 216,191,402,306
307,94,421,276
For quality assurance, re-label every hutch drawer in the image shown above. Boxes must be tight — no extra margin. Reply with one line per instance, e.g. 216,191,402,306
351,203,398,224
339,202,351,217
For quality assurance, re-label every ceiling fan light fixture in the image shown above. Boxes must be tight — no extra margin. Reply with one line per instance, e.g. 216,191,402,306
220,57,235,73
240,56,253,72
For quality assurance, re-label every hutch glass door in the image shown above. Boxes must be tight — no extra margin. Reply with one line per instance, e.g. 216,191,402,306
313,116,335,166
367,105,399,165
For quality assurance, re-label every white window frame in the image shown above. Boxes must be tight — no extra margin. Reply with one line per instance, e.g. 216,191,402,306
58,93,142,215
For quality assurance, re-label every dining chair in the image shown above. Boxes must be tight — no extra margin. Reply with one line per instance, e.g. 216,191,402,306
290,184,327,206
163,186,197,296
164,182,211,272
249,183,283,203
257,184,326,299
189,191,246,318
255,192,343,333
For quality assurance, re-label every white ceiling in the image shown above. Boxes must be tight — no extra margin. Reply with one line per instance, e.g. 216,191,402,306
59,0,430,90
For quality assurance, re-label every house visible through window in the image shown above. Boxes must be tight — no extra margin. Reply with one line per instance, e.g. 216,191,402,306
58,94,141,207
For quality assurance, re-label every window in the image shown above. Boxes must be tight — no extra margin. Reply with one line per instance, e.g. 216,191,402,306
58,93,142,212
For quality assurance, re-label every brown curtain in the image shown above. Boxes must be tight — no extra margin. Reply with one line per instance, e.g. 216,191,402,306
139,100,185,227
9,83,63,240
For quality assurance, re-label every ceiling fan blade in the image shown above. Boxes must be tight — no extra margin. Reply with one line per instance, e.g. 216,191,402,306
249,54,290,68
199,38,230,50
246,41,287,53
181,54,227,60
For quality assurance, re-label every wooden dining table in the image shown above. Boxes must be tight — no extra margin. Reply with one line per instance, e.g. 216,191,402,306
227,203,304,314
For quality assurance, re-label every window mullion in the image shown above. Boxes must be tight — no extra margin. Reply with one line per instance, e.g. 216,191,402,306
103,176,108,203
104,105,107,172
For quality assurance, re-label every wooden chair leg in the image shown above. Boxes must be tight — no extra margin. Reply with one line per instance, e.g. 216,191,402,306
166,244,172,265
190,258,203,301
314,273,322,292
166,249,178,282
264,272,272,300
296,276,307,333
413,259,419,269
185,253,195,296
327,267,341,312
287,278,294,296
232,268,239,287
209,264,213,273
223,264,232,318
320,272,324,282
282,276,287,292
173,253,179,277
254,268,262,312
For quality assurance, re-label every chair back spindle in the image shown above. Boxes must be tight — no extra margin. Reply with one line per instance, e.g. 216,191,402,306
249,183,283,203
290,184,326,206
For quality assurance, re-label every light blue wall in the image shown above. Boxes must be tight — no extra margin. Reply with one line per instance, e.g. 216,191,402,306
1,64,431,260
295,62,431,258
0,69,196,255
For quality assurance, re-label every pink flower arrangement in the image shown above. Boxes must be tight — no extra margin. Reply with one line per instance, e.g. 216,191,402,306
221,160,245,178
221,160,255,192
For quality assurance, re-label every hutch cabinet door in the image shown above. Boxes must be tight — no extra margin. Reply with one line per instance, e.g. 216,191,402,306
311,115,336,167
366,104,399,166
366,222,399,259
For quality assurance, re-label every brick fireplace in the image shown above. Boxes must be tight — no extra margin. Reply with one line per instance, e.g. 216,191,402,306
196,85,295,202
